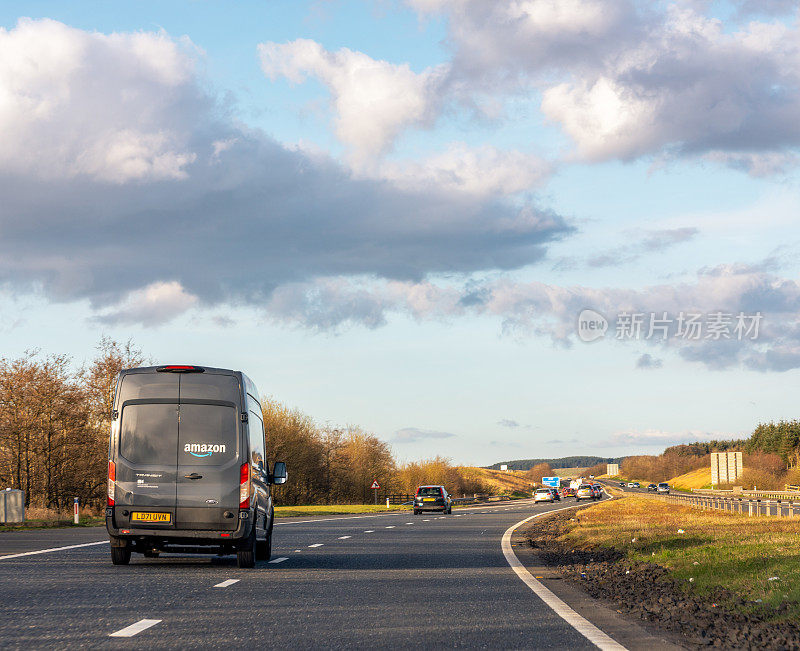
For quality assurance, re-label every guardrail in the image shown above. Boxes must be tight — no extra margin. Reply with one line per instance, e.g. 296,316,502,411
691,487,800,500
659,491,800,517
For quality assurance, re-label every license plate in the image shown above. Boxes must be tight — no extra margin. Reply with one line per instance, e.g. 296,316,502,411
131,512,171,523
423,497,435,502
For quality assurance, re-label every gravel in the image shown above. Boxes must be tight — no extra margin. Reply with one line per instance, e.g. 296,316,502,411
524,510,800,650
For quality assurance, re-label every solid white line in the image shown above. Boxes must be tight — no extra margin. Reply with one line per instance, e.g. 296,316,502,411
501,502,627,651
308,543,323,548
213,579,240,588
338,535,352,539
0,540,107,561
268,557,289,564
109,619,161,638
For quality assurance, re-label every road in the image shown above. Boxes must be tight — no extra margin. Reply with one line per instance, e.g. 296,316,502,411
0,497,675,649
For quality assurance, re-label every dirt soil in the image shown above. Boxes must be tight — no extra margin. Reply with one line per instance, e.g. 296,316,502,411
524,509,800,649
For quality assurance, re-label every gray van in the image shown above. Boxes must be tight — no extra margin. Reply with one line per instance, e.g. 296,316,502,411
105,364,287,568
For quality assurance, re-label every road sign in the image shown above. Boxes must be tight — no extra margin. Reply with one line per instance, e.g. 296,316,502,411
542,476,560,488
370,480,380,490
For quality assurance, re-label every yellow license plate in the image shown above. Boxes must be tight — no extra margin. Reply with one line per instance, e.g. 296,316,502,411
423,497,435,502
131,512,171,523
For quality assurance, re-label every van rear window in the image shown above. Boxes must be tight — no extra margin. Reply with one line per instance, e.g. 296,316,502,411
120,404,178,465
416,487,443,497
178,404,237,465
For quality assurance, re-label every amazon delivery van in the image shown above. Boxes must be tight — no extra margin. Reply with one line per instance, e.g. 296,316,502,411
105,365,287,568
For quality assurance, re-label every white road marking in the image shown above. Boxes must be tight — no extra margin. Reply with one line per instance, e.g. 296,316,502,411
405,522,414,525
269,557,289,564
109,619,161,638
501,502,627,651
338,535,352,539
308,543,323,548
454,514,462,517
385,526,395,529
213,579,240,588
294,549,302,552
364,530,374,533
422,519,430,521
0,540,107,561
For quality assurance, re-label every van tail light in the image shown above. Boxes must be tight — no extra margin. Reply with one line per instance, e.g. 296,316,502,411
239,462,251,509
107,461,116,506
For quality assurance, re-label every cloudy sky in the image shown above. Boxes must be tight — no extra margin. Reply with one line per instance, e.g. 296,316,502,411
2,0,800,465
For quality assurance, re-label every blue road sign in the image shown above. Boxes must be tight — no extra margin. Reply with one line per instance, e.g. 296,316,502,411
542,476,560,488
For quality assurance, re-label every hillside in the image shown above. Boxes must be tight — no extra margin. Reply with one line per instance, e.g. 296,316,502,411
668,467,712,490
457,467,535,495
487,456,624,471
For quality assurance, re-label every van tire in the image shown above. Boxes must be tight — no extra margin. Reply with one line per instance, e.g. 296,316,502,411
256,529,272,562
111,546,131,565
237,528,256,568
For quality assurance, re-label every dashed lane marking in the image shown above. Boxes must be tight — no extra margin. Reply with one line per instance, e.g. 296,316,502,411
405,522,414,524
269,557,289,564
338,535,351,539
213,579,240,588
308,543,323,548
364,530,374,533
109,619,161,638
385,526,395,529
0,540,107,561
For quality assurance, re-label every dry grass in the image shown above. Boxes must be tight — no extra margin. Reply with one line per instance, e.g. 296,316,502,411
668,466,712,490
457,467,534,494
563,494,800,618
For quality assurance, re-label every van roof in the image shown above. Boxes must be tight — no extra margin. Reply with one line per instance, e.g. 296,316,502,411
119,366,260,401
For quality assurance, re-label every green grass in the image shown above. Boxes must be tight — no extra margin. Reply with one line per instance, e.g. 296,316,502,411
274,504,412,518
563,494,800,619
0,516,104,532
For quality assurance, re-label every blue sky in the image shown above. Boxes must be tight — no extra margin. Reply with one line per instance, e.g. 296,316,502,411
1,1,799,466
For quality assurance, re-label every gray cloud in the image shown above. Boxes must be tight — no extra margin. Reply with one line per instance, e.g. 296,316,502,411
636,353,663,369
587,227,699,268
392,427,457,443
0,19,571,326
497,419,520,428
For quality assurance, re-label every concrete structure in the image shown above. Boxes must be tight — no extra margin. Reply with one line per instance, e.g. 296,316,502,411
710,451,743,486
0,489,24,524
606,463,619,476
500,464,508,471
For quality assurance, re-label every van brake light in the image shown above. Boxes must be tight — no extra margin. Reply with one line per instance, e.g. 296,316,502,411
156,365,205,373
239,463,251,509
107,460,115,506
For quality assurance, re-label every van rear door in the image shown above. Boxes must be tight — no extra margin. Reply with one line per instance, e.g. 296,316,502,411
175,401,240,530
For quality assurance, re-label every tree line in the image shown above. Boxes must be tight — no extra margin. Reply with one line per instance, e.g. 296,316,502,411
0,341,492,511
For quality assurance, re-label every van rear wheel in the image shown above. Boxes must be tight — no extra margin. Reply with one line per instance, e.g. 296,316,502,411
237,528,256,568
111,546,131,565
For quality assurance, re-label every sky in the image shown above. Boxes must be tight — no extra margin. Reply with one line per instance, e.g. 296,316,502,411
1,0,800,466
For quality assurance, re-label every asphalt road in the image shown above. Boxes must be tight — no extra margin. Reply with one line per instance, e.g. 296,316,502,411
0,497,657,649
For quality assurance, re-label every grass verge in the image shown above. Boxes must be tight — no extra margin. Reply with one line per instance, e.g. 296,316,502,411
0,516,104,532
274,504,411,518
563,494,800,620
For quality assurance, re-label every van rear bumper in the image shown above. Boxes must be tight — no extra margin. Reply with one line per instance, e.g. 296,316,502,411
106,509,253,545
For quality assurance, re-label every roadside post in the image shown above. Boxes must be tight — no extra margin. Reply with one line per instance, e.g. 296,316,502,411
73,497,79,524
370,480,380,505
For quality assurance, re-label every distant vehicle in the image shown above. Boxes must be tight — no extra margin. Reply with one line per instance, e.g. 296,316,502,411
627,482,640,488
414,485,452,514
575,485,594,501
548,487,561,501
590,485,603,499
633,482,640,488
647,483,658,492
534,488,554,502
657,483,670,494
619,482,626,487
589,475,594,479
106,365,287,568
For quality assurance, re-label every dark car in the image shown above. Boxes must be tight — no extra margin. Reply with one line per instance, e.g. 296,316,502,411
647,483,658,492
619,482,626,487
548,487,561,501
413,485,452,514
106,365,287,568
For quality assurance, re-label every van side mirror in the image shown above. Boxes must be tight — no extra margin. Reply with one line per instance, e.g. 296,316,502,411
270,461,287,485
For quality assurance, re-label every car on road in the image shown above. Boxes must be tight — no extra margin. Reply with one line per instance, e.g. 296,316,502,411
106,364,287,568
575,484,594,501
413,485,452,514
534,488,554,502
619,481,626,487
590,484,603,499
627,482,640,488
657,482,670,493
647,483,658,492
549,487,561,501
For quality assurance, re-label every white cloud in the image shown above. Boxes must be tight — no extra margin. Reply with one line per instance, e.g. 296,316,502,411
600,428,736,447
258,39,448,164
0,18,199,183
374,143,552,196
393,427,457,443
94,281,198,326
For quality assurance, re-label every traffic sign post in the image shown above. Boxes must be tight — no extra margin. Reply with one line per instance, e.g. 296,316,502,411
371,480,380,505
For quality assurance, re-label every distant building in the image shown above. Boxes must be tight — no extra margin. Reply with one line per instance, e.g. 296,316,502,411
500,464,508,472
710,451,743,486
606,463,619,476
